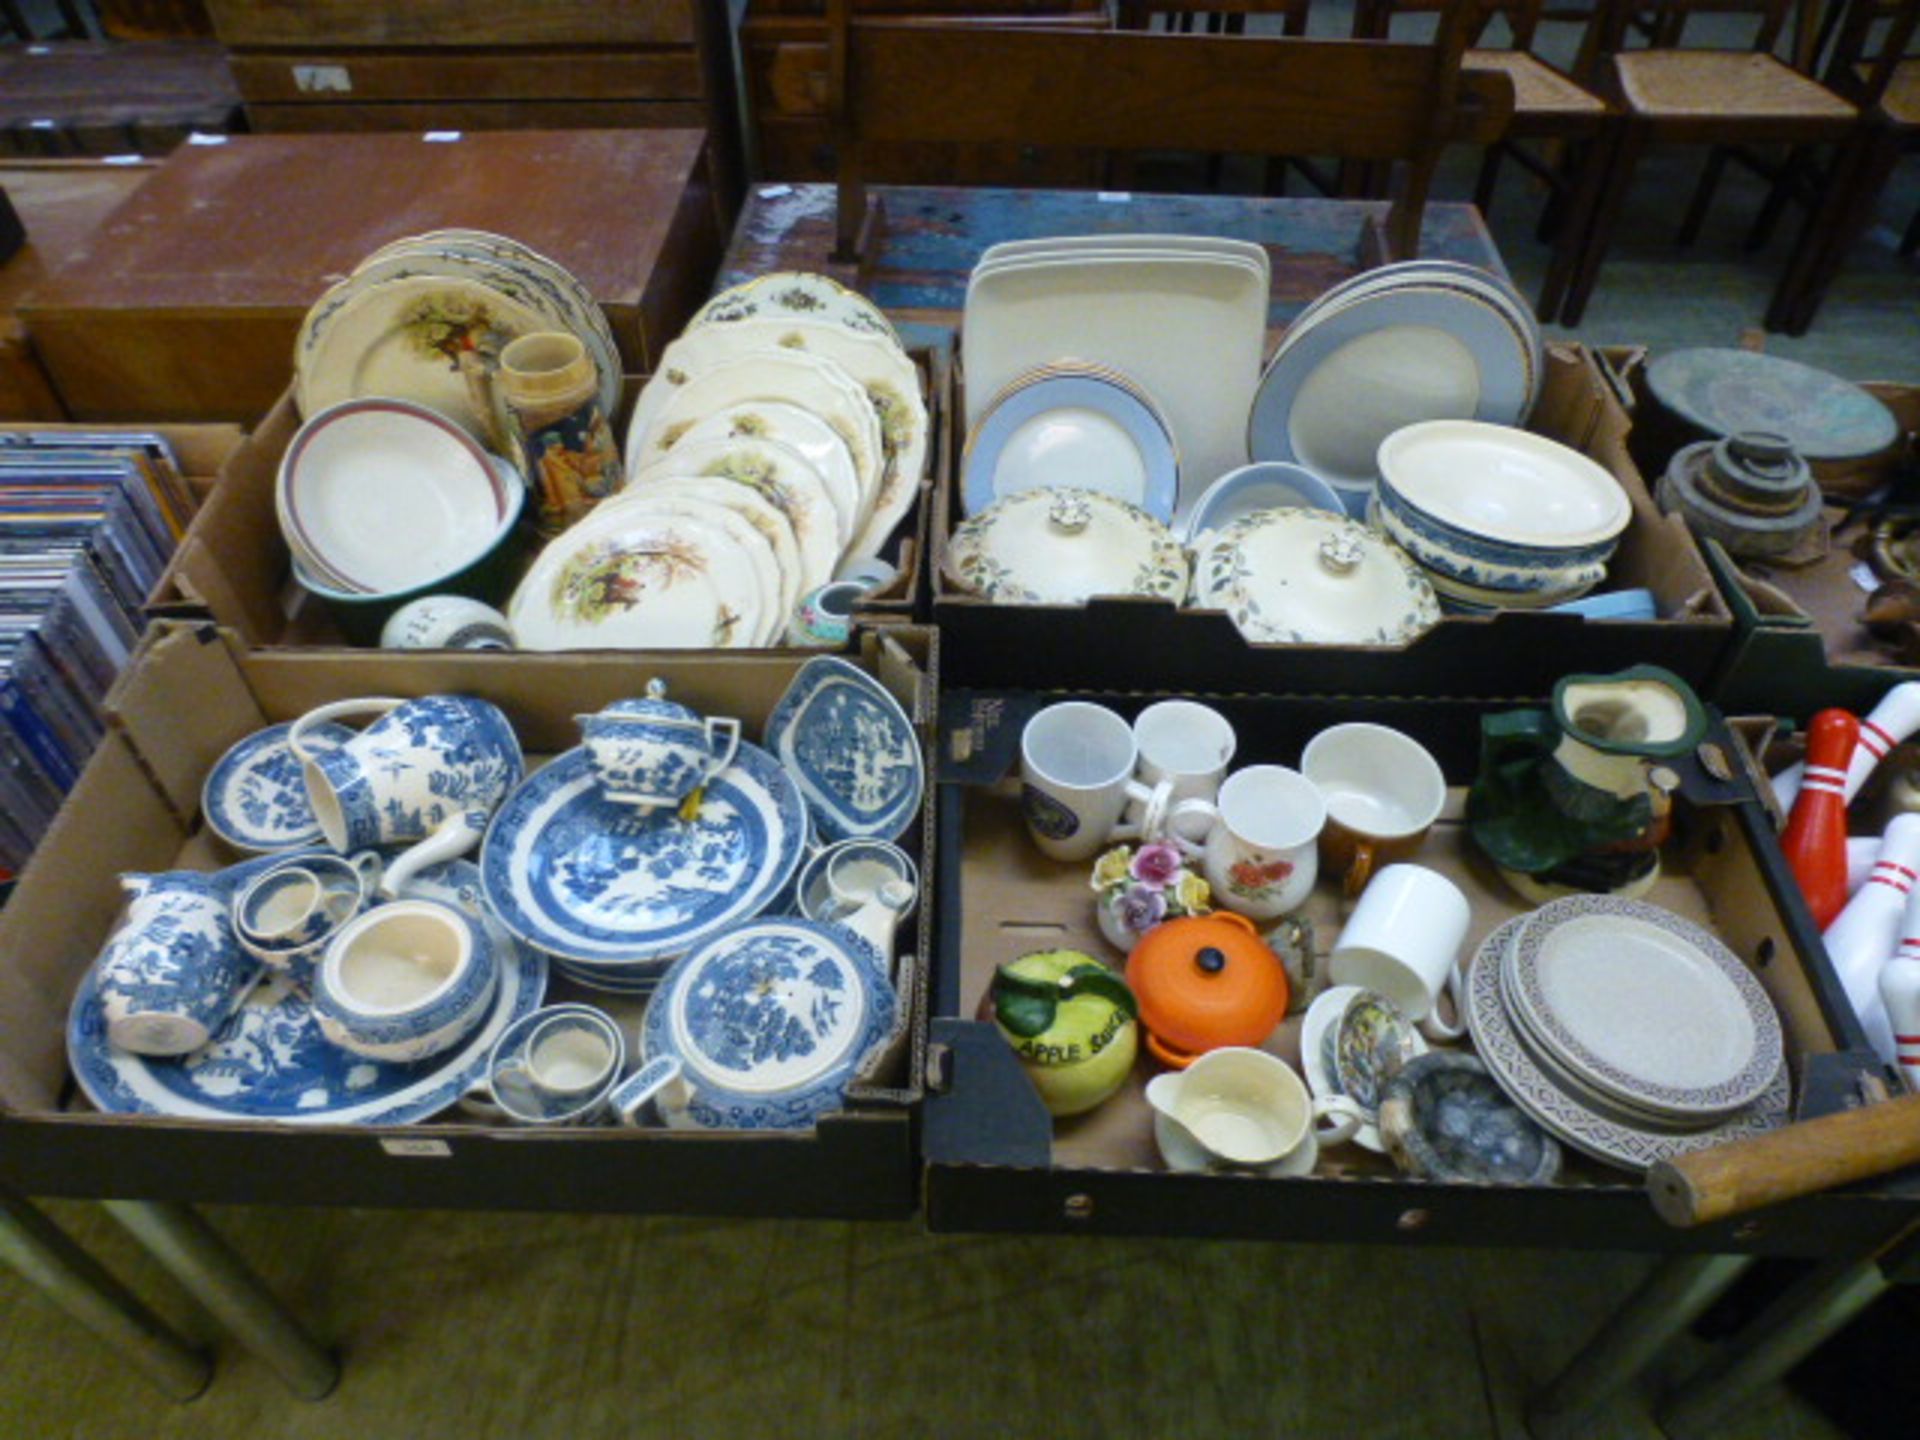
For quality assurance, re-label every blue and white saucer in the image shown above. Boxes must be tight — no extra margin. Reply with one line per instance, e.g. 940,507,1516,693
480,742,808,971
641,917,896,1131
201,721,356,852
67,859,547,1125
764,656,923,845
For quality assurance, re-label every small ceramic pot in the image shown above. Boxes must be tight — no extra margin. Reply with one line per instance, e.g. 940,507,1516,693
313,899,499,1063
1126,912,1290,1068
232,850,382,970
499,331,622,536
986,950,1139,1117
576,678,742,812
379,595,514,651
787,580,865,648
94,870,259,1057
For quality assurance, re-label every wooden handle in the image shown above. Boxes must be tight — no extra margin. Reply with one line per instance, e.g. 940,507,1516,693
1648,1092,1920,1228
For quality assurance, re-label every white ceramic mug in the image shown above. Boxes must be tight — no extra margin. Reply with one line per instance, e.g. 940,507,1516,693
1020,701,1173,862
1134,700,1237,804
1301,722,1447,896
1168,765,1325,920
1328,864,1472,1041
1145,1046,1365,1175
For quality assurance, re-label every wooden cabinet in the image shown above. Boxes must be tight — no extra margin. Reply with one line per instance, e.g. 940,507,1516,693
17,130,723,423
204,1,741,205
741,1,1110,186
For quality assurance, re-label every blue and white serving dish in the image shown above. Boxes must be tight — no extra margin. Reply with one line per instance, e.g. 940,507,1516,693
67,859,546,1125
1183,461,1346,545
764,656,923,845
200,721,356,852
640,917,896,1131
480,741,808,972
961,369,1179,522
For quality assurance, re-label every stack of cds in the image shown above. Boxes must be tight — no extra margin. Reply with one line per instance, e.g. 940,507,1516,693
0,431,194,878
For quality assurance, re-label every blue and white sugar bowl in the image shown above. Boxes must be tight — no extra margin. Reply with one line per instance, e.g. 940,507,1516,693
312,898,499,1064
576,678,742,813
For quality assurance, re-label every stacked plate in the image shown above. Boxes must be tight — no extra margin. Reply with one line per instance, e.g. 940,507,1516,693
295,229,619,443
964,236,1270,523
961,361,1179,521
623,271,927,571
1464,897,1790,1173
1249,260,1542,516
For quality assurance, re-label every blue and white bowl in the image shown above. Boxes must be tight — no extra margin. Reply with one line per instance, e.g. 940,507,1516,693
314,898,499,1063
1375,421,1631,595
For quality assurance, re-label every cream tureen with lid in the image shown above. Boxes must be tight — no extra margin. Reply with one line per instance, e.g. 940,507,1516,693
943,486,1188,605
1191,508,1440,645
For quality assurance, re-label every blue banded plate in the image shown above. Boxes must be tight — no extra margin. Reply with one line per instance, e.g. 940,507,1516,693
68,860,546,1125
765,656,923,845
641,917,896,1131
200,721,356,852
962,372,1179,521
480,742,808,969
1247,287,1531,492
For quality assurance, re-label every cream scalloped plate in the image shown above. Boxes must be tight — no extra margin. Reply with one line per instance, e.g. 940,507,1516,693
633,435,839,593
668,404,860,552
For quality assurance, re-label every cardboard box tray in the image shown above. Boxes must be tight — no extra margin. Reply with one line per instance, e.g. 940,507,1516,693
0,624,937,1216
930,343,1735,696
151,348,951,646
921,687,1918,1253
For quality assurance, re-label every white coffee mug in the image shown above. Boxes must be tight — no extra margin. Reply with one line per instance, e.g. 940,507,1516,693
1134,700,1237,804
1020,701,1173,862
1168,765,1325,920
1329,864,1472,1041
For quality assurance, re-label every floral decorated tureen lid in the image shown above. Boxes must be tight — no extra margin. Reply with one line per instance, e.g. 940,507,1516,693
1191,508,1440,646
943,486,1188,606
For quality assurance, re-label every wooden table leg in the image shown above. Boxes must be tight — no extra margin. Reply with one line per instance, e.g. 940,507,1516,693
0,1189,210,1402
1523,1253,1752,1440
103,1201,340,1402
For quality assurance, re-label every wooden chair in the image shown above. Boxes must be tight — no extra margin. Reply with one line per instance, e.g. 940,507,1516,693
1555,0,1861,324
1351,0,1615,320
1766,0,1920,330
826,0,1515,264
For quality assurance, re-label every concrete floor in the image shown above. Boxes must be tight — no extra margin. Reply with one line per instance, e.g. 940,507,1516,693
1,9,1915,1440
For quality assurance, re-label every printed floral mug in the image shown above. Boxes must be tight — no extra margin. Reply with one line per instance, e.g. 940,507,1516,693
1167,765,1326,921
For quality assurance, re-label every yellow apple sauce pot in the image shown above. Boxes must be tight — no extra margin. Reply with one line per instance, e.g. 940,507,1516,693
985,949,1140,1117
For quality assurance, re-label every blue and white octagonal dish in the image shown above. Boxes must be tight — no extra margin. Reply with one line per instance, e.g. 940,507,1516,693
480,741,808,970
764,656,923,844
641,916,896,1131
200,721,356,852
67,859,546,1125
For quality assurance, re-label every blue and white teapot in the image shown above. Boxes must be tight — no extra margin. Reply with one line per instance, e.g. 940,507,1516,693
576,678,741,814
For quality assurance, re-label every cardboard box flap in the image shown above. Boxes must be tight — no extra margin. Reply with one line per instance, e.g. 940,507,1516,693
107,624,271,822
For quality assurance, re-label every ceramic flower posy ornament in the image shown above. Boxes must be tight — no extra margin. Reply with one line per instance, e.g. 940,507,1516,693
1091,842,1212,951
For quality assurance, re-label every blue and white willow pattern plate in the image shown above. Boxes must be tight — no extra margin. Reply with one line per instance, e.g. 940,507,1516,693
68,860,547,1125
641,917,895,1131
480,742,808,970
200,721,356,852
764,656,922,845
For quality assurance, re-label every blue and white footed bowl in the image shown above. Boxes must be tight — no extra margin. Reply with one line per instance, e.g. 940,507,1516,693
1374,420,1631,595
313,899,499,1063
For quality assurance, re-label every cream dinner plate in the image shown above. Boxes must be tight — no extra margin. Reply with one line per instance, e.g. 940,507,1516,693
626,350,885,534
593,490,786,642
666,404,860,552
632,435,840,593
613,475,803,622
687,271,901,350
298,274,549,440
509,501,771,650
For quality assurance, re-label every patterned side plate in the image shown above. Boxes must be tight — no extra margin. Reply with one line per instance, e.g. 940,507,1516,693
1503,896,1783,1123
68,860,547,1124
765,656,923,845
480,743,808,969
200,721,356,852
641,917,895,1130
1465,917,1789,1174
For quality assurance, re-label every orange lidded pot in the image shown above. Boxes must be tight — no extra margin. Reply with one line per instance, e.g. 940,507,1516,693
1125,912,1291,1068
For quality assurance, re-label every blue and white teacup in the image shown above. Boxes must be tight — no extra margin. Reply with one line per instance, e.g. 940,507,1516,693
461,1005,627,1126
288,695,524,897
94,869,259,1057
232,850,382,969
576,678,740,814
312,898,499,1063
